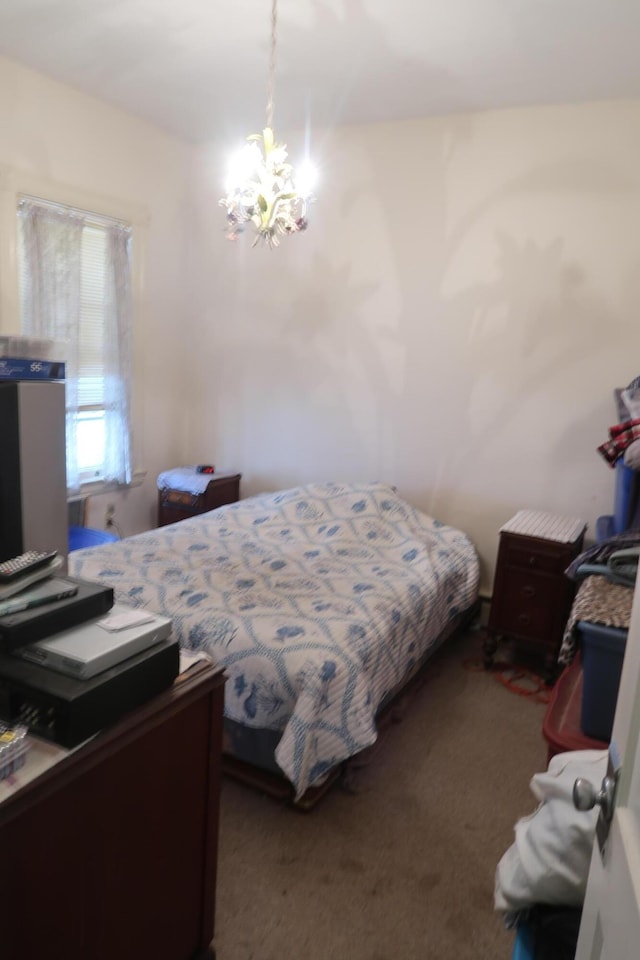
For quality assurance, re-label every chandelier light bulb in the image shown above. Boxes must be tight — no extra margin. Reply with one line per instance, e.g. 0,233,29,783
225,144,261,196
294,159,318,199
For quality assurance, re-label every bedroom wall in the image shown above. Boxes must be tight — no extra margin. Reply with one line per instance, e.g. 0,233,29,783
0,54,195,537
1,59,637,591
189,99,640,591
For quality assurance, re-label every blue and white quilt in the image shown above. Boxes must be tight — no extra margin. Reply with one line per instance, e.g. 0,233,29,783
69,481,479,798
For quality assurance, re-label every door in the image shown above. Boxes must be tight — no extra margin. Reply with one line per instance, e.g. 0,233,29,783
575,572,640,959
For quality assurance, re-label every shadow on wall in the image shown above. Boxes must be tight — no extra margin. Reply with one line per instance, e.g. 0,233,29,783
363,118,631,527
212,246,405,490
207,97,638,583
206,0,464,490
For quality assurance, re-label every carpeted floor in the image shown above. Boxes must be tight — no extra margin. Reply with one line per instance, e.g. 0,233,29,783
214,629,550,960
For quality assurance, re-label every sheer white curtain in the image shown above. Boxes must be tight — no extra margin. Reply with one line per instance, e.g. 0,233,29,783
102,224,133,488
18,197,133,493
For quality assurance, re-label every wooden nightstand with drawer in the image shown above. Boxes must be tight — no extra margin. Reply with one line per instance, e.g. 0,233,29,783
484,510,586,680
157,468,241,527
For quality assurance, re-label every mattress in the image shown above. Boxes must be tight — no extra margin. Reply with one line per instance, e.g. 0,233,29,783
69,480,480,797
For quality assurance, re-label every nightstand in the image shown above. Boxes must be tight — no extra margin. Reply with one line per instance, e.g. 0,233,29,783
484,510,586,680
157,467,241,527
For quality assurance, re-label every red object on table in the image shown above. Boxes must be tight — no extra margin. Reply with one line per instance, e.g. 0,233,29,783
542,653,609,764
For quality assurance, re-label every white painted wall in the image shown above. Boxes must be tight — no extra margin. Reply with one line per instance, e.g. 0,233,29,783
0,54,195,536
190,101,640,590
0,55,637,590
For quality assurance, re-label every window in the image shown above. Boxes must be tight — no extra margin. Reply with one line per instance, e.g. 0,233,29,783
17,196,133,492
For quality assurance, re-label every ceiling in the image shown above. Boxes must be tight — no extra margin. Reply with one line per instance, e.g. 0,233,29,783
1,0,640,145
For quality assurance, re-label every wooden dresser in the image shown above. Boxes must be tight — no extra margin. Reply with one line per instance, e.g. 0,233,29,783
484,510,586,680
0,661,225,960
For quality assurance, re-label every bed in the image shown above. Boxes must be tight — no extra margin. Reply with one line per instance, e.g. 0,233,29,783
69,481,480,802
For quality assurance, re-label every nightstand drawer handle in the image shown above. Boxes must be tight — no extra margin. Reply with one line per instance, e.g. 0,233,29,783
522,585,536,598
517,613,531,626
528,556,537,567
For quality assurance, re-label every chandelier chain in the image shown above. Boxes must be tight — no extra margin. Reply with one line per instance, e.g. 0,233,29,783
266,0,277,130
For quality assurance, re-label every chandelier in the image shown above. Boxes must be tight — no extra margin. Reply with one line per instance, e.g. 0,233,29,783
220,0,315,247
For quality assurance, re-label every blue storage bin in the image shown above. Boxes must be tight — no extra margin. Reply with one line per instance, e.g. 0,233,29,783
595,515,613,541
68,526,118,552
613,461,639,532
512,922,535,960
579,620,627,741
596,461,640,542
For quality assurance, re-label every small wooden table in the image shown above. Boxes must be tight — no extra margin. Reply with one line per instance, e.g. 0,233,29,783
158,469,241,526
0,659,225,960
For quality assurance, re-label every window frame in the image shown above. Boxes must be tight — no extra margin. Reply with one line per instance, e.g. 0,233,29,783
0,167,148,494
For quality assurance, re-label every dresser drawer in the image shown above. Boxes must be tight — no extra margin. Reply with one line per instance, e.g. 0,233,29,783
497,569,555,642
501,567,555,607
503,538,570,575
161,489,204,509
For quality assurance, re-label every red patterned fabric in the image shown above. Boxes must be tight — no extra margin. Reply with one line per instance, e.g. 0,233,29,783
597,417,640,466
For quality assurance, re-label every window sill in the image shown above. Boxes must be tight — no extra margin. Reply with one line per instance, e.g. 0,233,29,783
76,468,147,497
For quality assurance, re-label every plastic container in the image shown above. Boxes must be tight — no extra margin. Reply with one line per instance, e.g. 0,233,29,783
542,654,608,764
0,722,29,781
512,922,535,960
596,460,640,542
579,620,628,741
68,526,118,552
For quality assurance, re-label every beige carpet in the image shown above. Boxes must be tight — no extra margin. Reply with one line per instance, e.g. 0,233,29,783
214,629,550,960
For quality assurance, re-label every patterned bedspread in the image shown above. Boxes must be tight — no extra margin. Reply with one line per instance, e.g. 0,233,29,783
69,481,479,797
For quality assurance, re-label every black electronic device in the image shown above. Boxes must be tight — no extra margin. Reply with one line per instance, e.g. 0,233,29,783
0,577,114,652
0,381,68,564
0,582,77,617
0,550,58,583
0,638,180,747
